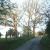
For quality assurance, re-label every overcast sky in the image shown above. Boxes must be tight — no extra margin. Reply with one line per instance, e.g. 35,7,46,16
0,0,50,38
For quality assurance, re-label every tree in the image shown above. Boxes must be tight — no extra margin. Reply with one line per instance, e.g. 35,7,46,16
38,32,43,35
23,26,32,37
39,0,50,21
0,0,17,15
23,0,43,36
39,0,50,35
0,32,3,38
5,28,18,39
12,30,18,38
5,29,13,39
0,0,20,37
8,6,21,37
45,20,50,36
0,0,18,26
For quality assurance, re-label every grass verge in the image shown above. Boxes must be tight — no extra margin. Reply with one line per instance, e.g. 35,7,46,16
0,36,34,50
40,35,50,50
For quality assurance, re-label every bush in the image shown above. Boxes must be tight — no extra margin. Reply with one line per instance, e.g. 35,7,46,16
0,35,34,50
45,21,50,36
40,35,50,50
40,20,50,50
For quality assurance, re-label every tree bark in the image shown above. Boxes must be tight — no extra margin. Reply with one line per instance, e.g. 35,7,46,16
33,24,36,36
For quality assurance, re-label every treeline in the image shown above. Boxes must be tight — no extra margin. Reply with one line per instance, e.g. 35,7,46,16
0,0,49,37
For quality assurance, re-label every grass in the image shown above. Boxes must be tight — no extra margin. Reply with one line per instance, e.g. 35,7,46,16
0,36,34,50
40,35,50,50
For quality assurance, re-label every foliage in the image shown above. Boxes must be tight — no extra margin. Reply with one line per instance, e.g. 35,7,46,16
0,35,34,50
0,0,16,16
23,0,44,36
0,0,9,15
0,32,3,38
23,26,32,37
40,20,50,50
40,35,50,50
5,28,17,39
38,32,43,35
45,21,50,36
0,0,18,27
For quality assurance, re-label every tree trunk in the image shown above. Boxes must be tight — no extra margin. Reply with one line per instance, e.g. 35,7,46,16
13,14,17,38
33,24,35,36
28,16,30,37
5,35,7,40
10,35,11,39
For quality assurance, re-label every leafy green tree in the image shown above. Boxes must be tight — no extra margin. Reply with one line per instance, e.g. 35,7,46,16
0,0,17,26
0,0,11,15
5,28,17,39
45,21,50,36
0,0,19,37
6,29,13,39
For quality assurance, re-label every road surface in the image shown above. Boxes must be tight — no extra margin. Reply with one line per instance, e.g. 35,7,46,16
15,37,42,50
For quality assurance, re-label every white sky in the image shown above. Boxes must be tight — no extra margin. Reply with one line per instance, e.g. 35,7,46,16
10,0,25,6
0,25,22,38
0,0,49,37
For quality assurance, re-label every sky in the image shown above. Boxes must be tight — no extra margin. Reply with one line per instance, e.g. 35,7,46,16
10,0,25,6
11,0,49,32
0,0,49,38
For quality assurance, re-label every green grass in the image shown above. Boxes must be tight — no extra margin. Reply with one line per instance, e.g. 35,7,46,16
0,36,34,50
40,35,50,50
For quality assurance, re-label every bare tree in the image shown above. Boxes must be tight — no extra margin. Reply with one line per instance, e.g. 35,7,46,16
0,0,21,37
39,0,50,21
23,0,43,36
8,5,22,37
23,25,32,37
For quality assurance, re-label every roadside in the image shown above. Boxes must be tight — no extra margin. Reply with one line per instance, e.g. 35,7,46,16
0,36,34,50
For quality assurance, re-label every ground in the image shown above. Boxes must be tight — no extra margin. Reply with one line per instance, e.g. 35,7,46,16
15,37,42,50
